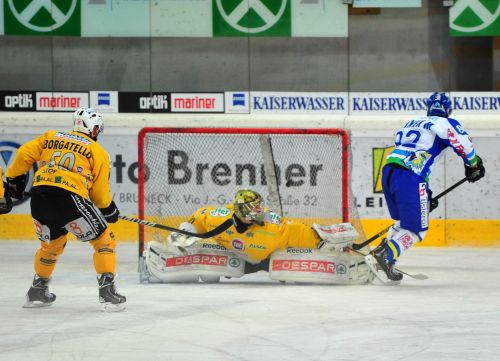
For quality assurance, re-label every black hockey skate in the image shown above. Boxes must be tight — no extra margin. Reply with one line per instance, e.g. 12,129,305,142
98,273,126,312
23,275,56,308
365,240,403,283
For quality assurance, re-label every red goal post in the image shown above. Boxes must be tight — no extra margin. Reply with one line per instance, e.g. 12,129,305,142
137,127,361,256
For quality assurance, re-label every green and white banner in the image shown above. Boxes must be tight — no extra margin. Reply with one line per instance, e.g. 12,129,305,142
2,0,81,36
353,0,421,8
1,0,348,37
450,0,500,36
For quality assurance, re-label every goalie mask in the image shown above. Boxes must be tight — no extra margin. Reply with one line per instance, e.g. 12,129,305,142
426,92,452,118
73,108,104,140
234,189,266,225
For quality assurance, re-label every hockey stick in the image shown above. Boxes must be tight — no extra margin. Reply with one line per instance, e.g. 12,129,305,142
348,247,429,280
352,177,468,251
118,215,233,239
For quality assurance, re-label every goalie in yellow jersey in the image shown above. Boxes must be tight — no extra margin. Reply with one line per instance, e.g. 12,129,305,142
142,189,370,284
5,108,125,312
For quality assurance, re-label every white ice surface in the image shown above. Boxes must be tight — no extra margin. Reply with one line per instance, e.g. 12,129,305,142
1,241,499,361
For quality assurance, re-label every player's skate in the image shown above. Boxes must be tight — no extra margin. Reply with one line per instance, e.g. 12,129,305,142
365,240,403,284
98,273,126,312
23,275,56,308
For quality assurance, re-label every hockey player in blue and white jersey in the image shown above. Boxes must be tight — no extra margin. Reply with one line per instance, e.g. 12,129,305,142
365,92,486,283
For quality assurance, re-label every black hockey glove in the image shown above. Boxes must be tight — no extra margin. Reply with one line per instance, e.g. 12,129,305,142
430,198,439,213
99,201,120,223
465,156,485,183
427,189,438,212
6,175,27,200
0,183,13,215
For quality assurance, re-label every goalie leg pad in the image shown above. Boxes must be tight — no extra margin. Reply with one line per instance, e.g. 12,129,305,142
143,241,245,283
313,223,359,252
269,248,370,285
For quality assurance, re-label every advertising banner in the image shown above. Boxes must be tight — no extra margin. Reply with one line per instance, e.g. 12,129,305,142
349,92,500,115
213,0,348,37
1,0,347,37
171,93,224,113
225,92,250,114
118,92,170,113
0,91,36,111
353,0,421,7
1,128,497,221
35,92,89,111
250,92,348,114
450,0,500,36
89,91,119,113
292,0,348,37
83,0,150,36
3,0,81,36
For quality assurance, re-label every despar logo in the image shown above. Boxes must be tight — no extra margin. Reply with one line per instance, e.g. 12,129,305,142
0,141,37,206
213,0,291,36
118,92,170,113
0,91,36,111
4,0,81,36
450,0,500,36
372,146,394,193
224,91,249,114
89,91,118,113
36,92,89,111
171,93,224,113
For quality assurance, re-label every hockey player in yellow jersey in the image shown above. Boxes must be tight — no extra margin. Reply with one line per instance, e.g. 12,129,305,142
187,189,321,266
5,108,126,311
143,189,368,284
0,167,13,214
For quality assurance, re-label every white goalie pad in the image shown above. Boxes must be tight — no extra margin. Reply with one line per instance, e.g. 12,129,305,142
269,248,370,285
142,240,245,283
313,222,359,252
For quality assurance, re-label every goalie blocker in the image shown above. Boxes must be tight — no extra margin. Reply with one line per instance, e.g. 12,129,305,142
141,222,371,285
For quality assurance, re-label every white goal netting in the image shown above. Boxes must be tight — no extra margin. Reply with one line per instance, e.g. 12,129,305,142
137,127,364,255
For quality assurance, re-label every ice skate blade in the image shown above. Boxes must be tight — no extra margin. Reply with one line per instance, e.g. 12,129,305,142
364,255,400,285
23,297,54,308
101,302,126,313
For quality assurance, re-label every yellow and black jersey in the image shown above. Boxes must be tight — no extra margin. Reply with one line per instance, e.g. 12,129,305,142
0,167,5,199
189,204,321,263
6,130,112,208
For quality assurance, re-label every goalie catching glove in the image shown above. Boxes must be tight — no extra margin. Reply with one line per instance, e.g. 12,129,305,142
168,222,202,254
313,223,359,252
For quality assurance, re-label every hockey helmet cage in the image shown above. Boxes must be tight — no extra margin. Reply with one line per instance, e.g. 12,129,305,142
234,189,265,224
426,92,452,118
73,108,104,140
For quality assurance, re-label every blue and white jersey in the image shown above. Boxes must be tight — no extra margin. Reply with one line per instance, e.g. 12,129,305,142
386,116,478,181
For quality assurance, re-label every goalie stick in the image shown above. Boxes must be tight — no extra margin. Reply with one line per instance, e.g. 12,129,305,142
352,177,468,251
119,215,233,239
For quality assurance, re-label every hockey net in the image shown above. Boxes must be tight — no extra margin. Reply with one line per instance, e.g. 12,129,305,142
137,127,365,257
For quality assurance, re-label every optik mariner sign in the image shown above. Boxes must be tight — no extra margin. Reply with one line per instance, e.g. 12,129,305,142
450,0,500,36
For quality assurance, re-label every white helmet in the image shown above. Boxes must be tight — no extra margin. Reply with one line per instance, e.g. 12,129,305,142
72,108,104,140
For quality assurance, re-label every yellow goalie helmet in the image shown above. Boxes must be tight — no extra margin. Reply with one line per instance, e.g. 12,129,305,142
233,189,265,225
